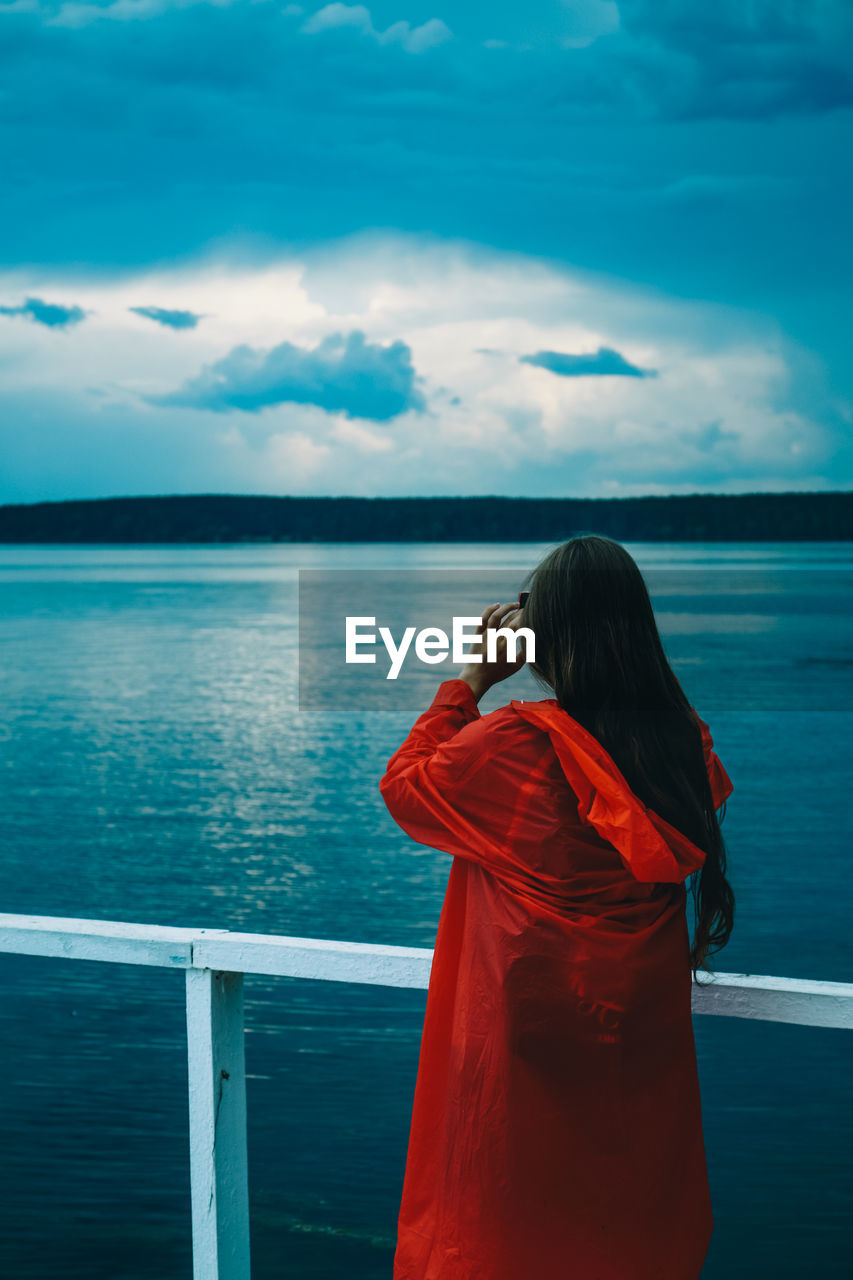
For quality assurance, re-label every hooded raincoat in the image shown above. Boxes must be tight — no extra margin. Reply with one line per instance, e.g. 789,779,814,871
379,678,733,1280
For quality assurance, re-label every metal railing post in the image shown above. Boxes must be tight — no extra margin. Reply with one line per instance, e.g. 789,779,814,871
186,967,251,1280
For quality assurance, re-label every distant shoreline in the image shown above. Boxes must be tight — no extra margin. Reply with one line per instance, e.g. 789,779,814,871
1,491,852,542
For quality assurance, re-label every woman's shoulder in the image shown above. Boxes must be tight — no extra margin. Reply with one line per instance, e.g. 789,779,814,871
476,696,559,746
482,695,558,722
466,698,570,796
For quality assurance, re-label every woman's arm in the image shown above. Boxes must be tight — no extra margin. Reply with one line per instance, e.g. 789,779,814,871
379,599,530,859
379,678,494,856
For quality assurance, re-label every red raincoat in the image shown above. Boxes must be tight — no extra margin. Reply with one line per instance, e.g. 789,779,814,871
380,679,733,1280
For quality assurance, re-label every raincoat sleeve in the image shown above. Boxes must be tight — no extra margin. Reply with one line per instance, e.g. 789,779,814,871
691,708,734,810
378,678,522,878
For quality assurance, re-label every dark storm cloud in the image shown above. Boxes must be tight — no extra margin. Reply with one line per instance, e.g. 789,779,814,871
519,346,655,378
616,0,853,119
0,2,850,284
152,328,426,420
129,305,203,330
0,296,87,328
0,1,851,493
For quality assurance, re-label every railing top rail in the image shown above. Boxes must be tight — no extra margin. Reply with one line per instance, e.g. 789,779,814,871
1,912,851,1027
0,912,435,982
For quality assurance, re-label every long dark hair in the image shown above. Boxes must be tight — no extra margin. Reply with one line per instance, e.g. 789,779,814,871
522,534,734,981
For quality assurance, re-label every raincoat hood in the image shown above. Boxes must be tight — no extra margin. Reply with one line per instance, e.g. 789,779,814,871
510,698,720,885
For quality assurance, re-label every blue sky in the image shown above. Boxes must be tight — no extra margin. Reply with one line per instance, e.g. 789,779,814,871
0,0,851,501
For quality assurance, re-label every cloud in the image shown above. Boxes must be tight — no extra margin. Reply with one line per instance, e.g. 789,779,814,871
0,296,87,328
46,0,238,28
616,0,853,119
152,328,426,420
0,5,847,501
0,234,842,503
48,0,171,27
2,0,851,373
519,346,655,378
130,304,203,329
300,4,452,54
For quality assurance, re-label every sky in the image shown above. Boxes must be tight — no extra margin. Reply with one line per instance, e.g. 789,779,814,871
0,0,851,502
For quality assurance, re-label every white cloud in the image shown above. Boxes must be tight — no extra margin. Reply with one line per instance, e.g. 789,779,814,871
219,426,334,485
300,4,452,53
45,0,234,28
331,418,395,453
0,230,839,500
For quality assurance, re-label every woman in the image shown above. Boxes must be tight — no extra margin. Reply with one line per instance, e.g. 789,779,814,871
379,535,735,1280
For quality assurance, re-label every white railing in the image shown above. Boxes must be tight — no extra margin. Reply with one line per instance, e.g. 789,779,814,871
1,913,851,1280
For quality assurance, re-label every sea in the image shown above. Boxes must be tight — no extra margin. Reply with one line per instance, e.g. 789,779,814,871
0,542,851,1279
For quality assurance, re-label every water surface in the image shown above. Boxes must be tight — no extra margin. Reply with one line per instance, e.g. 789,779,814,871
1,542,851,1277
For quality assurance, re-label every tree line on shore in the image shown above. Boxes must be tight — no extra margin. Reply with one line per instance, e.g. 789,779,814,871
0,491,851,542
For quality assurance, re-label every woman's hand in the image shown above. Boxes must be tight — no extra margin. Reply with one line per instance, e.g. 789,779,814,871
458,601,528,701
